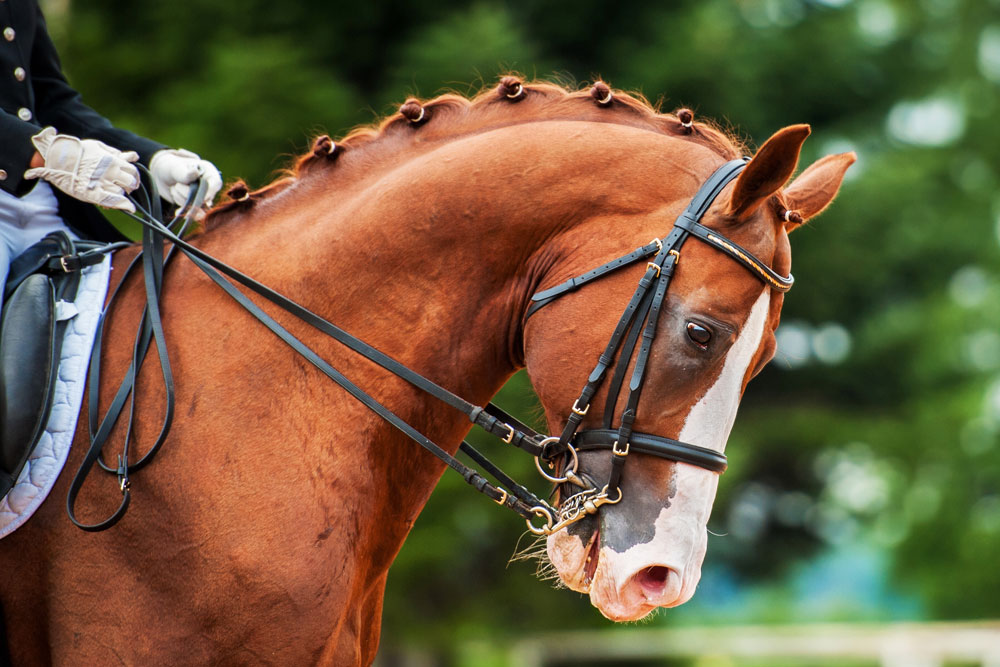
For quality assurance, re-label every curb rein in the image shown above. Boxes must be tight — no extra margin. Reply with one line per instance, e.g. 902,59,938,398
65,159,792,535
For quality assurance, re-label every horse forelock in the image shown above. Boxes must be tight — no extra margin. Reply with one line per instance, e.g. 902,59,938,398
201,78,746,231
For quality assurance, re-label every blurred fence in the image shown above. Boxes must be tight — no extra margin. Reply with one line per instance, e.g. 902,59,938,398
486,621,1000,667
376,621,1000,666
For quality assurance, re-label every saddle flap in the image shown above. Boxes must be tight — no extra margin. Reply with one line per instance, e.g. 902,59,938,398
0,274,57,496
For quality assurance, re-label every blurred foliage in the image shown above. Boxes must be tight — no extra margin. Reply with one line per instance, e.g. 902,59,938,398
41,0,1000,661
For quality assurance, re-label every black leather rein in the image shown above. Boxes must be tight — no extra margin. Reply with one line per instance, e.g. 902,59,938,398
65,158,791,536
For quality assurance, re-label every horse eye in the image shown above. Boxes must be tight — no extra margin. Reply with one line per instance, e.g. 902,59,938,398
686,322,712,348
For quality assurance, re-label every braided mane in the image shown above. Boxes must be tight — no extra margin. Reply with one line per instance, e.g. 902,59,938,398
204,78,745,229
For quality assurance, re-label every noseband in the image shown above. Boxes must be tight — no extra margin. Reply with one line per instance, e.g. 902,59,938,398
520,158,793,533
71,158,791,535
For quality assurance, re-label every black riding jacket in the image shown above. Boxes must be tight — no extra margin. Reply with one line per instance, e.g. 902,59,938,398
0,0,164,240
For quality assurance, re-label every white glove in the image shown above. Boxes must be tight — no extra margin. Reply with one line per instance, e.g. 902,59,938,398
150,148,222,209
24,127,139,213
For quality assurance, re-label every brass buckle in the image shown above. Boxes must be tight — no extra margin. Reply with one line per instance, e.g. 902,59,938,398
571,399,589,416
494,488,509,506
650,237,663,255
668,249,680,264
646,262,661,278
612,440,630,456
501,423,515,444
59,256,73,273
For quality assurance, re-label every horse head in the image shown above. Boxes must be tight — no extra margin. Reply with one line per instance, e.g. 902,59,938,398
525,124,854,620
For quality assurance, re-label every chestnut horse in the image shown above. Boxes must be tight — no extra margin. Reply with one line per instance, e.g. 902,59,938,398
0,80,853,665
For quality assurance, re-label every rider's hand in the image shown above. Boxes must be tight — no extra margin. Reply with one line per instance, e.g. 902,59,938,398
24,127,139,213
150,149,222,209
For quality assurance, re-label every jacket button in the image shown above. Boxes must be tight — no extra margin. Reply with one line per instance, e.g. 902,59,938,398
17,107,31,121
0,170,7,181
13,66,24,81
3,28,13,41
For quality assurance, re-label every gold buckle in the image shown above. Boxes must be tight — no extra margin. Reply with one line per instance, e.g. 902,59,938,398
494,488,509,506
612,440,630,456
501,423,515,444
668,249,680,264
650,237,663,255
571,399,589,416
646,262,661,278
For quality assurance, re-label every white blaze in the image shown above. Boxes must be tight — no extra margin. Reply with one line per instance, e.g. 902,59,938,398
586,288,774,619
678,288,771,452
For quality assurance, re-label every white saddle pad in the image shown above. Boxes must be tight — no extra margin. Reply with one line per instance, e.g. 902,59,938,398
0,255,111,538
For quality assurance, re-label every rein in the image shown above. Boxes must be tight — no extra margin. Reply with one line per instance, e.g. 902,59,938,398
64,158,792,536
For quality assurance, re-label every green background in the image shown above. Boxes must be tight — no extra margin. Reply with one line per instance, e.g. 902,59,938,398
42,0,1000,662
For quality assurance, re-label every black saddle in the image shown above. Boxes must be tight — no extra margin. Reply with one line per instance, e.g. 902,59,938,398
0,232,112,500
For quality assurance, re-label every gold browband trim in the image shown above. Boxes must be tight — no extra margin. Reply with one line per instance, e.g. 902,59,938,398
705,233,794,292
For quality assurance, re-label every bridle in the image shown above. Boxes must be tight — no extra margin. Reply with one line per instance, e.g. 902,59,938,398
519,158,793,533
64,158,792,536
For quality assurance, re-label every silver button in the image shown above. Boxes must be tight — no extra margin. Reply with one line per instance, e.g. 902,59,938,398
0,170,7,181
13,66,24,81
3,28,13,41
17,107,31,121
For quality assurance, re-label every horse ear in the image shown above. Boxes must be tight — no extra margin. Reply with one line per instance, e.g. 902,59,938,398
782,151,857,232
728,124,811,220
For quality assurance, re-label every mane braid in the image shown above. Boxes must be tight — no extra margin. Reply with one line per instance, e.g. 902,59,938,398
203,79,745,230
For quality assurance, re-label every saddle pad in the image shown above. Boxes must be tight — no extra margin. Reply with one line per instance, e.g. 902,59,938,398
0,255,111,538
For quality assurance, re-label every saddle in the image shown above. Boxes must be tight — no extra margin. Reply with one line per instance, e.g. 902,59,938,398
0,232,110,499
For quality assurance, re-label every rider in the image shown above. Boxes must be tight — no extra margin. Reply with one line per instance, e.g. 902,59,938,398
0,0,223,309
0,0,222,499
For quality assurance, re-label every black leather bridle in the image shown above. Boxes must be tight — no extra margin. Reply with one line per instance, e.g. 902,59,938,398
519,158,793,532
65,158,792,536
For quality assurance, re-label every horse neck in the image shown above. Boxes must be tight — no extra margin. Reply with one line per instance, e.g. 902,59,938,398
197,122,654,407
184,122,716,553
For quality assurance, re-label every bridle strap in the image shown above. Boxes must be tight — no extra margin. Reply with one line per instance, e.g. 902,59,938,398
573,430,728,473
601,290,651,429
530,159,794,507
678,219,794,292
526,239,663,318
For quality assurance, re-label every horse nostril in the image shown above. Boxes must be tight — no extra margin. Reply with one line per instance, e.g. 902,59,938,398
635,565,671,596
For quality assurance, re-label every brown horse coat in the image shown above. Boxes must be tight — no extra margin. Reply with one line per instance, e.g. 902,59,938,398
0,80,853,664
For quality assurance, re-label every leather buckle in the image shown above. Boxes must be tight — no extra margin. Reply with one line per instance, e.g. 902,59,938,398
59,255,73,273
571,399,589,416
646,262,661,278
501,423,515,444
612,440,630,456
